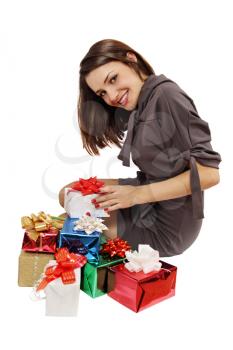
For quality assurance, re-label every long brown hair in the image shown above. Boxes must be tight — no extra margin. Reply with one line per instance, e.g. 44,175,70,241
78,39,155,156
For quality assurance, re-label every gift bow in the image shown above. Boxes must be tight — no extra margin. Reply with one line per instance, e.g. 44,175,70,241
125,244,162,274
73,214,108,234
100,238,131,258
68,176,104,196
21,212,65,241
36,248,87,292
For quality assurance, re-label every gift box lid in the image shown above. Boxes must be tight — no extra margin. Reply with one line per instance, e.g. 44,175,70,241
109,261,177,283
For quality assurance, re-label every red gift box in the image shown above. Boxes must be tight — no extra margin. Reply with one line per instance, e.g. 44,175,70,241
22,228,58,253
108,261,177,312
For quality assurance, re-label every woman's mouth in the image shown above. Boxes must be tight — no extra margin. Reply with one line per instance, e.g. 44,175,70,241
118,90,128,106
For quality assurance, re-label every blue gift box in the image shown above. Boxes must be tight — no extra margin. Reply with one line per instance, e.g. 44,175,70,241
58,217,100,264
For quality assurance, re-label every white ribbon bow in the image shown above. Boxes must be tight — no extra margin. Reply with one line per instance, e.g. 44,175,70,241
125,244,162,274
73,214,108,234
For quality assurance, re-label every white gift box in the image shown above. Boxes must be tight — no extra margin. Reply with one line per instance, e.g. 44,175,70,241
64,188,109,218
44,262,81,317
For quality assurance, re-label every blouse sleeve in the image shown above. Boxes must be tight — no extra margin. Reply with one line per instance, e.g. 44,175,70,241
161,86,222,219
187,107,222,168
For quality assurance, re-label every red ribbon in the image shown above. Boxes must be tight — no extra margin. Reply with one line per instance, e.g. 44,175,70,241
100,238,131,258
69,176,105,196
36,248,87,291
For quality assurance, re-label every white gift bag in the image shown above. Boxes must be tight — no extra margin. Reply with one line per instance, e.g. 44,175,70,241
44,266,80,317
64,188,109,218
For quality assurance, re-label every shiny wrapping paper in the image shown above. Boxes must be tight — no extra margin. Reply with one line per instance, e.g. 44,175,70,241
21,212,64,253
108,261,177,312
81,255,125,298
58,217,100,264
18,250,54,287
22,228,58,253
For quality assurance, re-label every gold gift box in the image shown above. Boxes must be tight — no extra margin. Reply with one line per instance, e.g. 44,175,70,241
18,250,54,287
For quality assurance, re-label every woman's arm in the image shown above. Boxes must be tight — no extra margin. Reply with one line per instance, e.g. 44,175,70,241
90,161,220,211
134,161,220,205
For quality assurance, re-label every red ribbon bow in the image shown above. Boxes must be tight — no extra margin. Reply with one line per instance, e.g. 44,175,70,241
100,238,131,258
36,248,87,291
69,176,105,196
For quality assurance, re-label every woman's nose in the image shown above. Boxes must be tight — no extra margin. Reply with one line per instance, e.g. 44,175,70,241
108,90,119,105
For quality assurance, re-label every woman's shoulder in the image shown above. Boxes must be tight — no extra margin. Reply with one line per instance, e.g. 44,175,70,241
153,79,197,112
139,78,197,125
137,74,199,125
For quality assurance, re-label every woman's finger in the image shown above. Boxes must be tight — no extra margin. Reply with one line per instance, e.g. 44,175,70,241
92,193,115,204
95,199,118,209
107,203,121,212
99,185,119,194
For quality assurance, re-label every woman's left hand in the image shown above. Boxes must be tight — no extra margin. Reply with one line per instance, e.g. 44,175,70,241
92,185,138,212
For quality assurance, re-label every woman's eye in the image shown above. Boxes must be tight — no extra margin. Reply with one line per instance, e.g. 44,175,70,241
99,75,117,98
110,75,117,83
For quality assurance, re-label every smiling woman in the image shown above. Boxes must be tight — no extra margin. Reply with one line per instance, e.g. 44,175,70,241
85,61,148,110
59,38,222,257
78,39,154,156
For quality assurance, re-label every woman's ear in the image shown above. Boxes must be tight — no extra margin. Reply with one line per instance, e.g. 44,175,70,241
126,51,137,62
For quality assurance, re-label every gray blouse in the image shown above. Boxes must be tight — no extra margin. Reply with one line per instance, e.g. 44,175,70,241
117,74,222,219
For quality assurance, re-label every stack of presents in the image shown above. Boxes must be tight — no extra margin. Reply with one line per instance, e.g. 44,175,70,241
18,177,177,316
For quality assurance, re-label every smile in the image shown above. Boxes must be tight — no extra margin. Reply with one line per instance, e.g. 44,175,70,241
118,91,128,106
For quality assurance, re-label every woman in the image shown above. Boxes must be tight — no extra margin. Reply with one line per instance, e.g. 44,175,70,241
59,39,222,257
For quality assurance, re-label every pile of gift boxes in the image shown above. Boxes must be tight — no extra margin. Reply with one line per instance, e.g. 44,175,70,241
18,177,177,316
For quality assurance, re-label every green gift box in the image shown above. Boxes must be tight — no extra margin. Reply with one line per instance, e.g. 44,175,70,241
81,255,125,298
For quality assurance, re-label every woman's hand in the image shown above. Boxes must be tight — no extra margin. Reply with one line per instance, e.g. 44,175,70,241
92,185,139,212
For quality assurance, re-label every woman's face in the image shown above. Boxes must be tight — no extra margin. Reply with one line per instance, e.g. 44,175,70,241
85,56,148,111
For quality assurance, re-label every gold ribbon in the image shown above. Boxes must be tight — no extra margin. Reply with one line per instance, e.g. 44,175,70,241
21,211,65,241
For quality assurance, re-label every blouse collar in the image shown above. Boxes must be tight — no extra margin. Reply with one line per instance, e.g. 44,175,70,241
136,73,173,114
118,73,174,168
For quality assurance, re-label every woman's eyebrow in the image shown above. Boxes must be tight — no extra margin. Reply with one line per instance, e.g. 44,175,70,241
95,71,114,94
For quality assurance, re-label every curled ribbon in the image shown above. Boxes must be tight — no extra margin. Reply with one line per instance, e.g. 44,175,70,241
69,176,105,196
21,211,65,241
125,244,162,274
100,238,131,258
36,248,87,292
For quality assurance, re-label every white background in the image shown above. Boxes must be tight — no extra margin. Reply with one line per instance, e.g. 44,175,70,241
1,1,232,349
